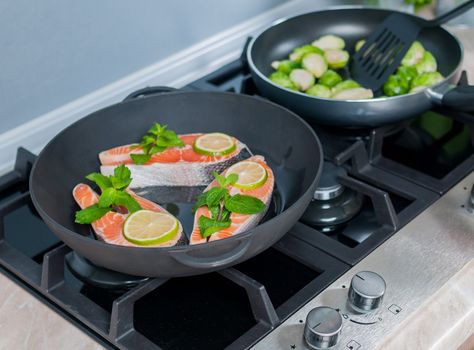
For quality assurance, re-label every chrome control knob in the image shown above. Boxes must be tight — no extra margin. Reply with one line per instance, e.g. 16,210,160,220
304,306,342,349
348,271,386,313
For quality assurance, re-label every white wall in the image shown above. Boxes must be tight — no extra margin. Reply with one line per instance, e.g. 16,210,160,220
0,0,286,133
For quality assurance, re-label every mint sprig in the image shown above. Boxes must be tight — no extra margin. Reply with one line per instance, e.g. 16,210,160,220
131,123,185,164
193,171,266,239
75,165,142,224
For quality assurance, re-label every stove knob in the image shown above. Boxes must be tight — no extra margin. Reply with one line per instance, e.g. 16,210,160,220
304,306,342,349
348,271,386,313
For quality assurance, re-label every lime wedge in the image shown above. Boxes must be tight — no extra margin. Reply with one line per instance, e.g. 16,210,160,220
123,210,179,246
193,133,236,156
226,161,268,190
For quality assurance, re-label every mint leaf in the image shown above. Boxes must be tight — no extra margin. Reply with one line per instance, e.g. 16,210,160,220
209,205,220,219
226,173,238,185
131,153,152,165
150,145,166,154
213,171,228,187
75,204,112,224
114,191,142,213
192,192,208,212
98,188,117,208
111,165,132,189
225,194,266,214
198,215,231,238
205,187,228,208
85,173,112,191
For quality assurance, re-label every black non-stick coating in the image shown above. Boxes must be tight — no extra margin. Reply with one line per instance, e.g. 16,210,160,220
30,91,323,277
248,8,463,127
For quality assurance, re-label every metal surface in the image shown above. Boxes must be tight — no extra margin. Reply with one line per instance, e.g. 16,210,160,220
247,8,474,127
29,91,323,277
304,307,342,349
348,271,386,313
314,162,346,200
253,171,474,349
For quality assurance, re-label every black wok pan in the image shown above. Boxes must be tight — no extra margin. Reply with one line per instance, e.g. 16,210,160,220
30,90,323,277
248,7,474,128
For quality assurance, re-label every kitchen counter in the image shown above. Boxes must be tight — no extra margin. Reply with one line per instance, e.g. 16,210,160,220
0,20,473,350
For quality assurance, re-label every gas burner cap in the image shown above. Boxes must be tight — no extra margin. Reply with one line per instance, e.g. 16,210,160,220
314,162,346,200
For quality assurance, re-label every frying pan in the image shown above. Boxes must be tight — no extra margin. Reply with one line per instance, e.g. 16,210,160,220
29,89,323,277
247,7,474,128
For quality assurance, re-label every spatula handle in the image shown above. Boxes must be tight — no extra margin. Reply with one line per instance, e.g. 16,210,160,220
429,0,474,27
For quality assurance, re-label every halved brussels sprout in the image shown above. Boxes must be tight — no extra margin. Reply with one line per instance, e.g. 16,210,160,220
383,74,410,97
268,71,298,90
355,39,366,52
318,69,343,88
415,51,437,74
289,45,324,63
271,60,301,74
305,84,332,98
312,35,345,50
401,41,425,66
332,88,374,100
290,69,315,91
332,80,361,95
410,71,444,92
324,49,349,69
302,53,328,78
397,66,418,83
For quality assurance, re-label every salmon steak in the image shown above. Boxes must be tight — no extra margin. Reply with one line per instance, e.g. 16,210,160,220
190,155,274,245
100,134,251,188
73,183,183,247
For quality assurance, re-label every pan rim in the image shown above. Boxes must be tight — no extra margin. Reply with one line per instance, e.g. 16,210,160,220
247,6,464,103
29,90,324,252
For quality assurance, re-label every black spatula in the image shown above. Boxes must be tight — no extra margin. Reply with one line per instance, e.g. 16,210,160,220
351,0,474,92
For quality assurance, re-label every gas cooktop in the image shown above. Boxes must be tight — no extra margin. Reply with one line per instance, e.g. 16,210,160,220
0,44,473,350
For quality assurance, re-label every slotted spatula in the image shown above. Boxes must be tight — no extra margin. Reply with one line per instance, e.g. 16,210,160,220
352,0,474,92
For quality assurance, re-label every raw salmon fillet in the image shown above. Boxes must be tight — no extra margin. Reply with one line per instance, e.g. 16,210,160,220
100,134,251,188
190,155,274,245
72,184,183,247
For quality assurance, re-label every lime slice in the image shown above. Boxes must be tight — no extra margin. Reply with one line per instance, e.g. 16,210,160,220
123,210,179,246
193,133,236,156
226,161,268,190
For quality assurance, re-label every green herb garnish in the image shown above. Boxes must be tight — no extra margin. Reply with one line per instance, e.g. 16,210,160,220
75,165,142,224
193,171,265,239
131,123,185,164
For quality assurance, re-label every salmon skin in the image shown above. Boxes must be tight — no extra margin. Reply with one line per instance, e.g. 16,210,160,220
190,155,274,245
100,134,251,188
72,183,184,247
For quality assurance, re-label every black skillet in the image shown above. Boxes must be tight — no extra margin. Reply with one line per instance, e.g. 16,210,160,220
29,89,323,277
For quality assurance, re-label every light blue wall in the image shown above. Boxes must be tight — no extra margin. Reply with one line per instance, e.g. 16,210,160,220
0,0,286,133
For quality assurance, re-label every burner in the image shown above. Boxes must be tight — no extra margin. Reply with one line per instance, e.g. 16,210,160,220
301,162,363,232
65,251,149,291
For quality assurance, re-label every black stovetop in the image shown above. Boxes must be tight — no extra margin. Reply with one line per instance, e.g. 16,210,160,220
0,49,473,350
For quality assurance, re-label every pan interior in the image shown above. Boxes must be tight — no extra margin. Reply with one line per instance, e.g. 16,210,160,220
31,92,321,244
251,8,462,94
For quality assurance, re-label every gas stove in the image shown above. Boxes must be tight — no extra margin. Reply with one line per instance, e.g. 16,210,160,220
0,43,473,350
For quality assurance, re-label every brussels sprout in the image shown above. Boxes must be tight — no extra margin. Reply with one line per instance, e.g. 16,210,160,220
332,80,361,95
302,53,328,78
397,66,418,83
332,88,374,100
312,35,345,50
410,71,444,92
318,69,343,88
289,45,324,63
324,49,350,69
355,39,366,52
415,51,437,74
305,84,332,98
271,60,300,74
268,71,298,90
383,74,410,97
290,69,315,91
401,41,425,66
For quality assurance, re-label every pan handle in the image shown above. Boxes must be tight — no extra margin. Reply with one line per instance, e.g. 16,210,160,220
123,86,178,102
170,236,252,269
441,85,474,112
